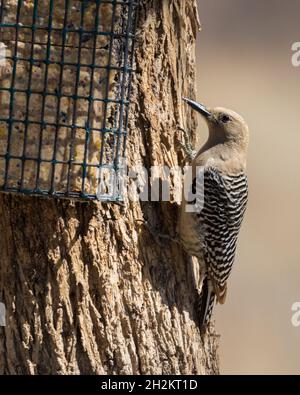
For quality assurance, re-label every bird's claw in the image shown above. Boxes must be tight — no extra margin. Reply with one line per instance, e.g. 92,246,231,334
177,126,197,161
136,219,179,246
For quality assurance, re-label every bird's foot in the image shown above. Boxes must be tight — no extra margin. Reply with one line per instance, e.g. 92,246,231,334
177,126,197,161
136,219,179,246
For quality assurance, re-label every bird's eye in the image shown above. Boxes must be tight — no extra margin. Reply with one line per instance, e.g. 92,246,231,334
220,114,230,123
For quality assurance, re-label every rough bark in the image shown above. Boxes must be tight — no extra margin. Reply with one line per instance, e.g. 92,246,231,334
0,0,220,375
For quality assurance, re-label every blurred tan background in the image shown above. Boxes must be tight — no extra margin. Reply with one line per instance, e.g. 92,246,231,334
196,0,300,374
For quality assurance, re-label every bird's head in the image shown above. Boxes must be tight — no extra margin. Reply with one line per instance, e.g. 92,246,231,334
183,97,249,151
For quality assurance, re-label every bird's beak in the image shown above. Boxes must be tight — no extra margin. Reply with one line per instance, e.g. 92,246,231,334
182,97,211,118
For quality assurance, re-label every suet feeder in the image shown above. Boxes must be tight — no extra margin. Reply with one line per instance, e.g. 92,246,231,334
0,0,138,201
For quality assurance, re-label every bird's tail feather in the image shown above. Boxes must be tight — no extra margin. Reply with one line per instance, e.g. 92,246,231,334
198,277,215,333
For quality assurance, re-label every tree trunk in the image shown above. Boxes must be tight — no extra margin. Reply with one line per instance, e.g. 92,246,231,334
0,0,220,375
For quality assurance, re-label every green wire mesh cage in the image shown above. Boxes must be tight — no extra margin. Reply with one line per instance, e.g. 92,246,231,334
0,0,138,201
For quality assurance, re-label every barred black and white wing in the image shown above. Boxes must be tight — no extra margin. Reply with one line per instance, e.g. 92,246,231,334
196,167,248,327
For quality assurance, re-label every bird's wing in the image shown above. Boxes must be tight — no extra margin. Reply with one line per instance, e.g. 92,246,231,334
195,167,248,302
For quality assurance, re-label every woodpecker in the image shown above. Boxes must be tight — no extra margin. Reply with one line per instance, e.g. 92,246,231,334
179,97,249,333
